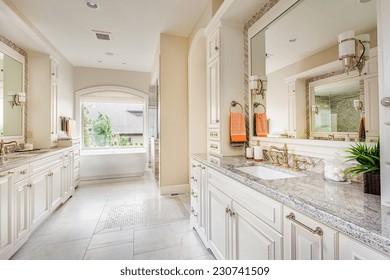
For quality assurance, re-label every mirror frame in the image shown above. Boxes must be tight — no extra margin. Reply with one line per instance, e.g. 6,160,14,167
246,0,377,158
0,35,27,143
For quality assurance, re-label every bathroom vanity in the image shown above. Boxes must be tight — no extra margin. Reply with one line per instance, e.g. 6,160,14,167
190,155,390,260
0,146,80,260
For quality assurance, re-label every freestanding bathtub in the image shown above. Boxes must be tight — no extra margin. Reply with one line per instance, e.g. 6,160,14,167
80,148,147,181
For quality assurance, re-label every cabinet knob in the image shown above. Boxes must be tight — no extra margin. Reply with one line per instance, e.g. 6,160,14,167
381,97,390,108
215,46,219,51
216,120,220,123
27,184,32,188
201,166,206,170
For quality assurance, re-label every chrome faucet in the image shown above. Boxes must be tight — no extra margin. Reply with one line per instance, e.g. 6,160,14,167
0,140,18,156
268,143,289,168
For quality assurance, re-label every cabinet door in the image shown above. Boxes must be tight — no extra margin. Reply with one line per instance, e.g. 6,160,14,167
284,207,338,260
207,57,220,128
50,165,62,210
364,76,379,137
15,180,30,244
0,172,14,259
231,201,283,260
198,166,208,237
208,183,231,260
30,172,50,230
207,27,220,62
339,234,389,260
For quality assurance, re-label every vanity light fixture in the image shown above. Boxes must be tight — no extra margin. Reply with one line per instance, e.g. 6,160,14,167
338,31,370,75
8,92,26,108
249,75,267,99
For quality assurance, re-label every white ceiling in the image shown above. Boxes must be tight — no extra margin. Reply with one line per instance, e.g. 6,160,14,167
265,0,377,74
4,0,211,72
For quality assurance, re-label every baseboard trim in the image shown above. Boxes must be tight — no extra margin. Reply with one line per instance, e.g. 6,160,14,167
160,184,190,195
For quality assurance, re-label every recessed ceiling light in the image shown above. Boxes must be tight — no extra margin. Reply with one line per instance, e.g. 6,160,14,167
105,52,114,56
358,0,373,3
122,63,126,65
85,1,99,9
289,38,297,43
98,60,102,63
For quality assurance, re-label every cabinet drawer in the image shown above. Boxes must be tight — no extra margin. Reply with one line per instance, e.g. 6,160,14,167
209,155,220,166
30,153,63,175
208,168,283,232
15,164,30,182
339,234,389,260
209,129,220,141
208,141,221,155
190,160,201,175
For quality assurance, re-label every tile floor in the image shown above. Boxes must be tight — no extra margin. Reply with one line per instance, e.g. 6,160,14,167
11,170,215,260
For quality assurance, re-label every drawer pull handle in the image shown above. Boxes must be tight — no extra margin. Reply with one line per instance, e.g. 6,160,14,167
192,164,196,168
191,191,198,198
191,207,198,217
216,120,220,123
20,170,27,175
225,207,230,214
27,184,32,188
286,213,323,236
200,166,206,170
215,46,219,51
230,211,236,218
210,145,218,149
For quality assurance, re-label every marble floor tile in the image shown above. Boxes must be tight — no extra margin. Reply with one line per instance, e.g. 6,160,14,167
12,170,214,260
13,238,90,260
88,229,134,250
84,243,134,260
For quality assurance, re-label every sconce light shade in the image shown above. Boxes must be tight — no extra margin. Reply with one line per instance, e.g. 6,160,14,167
338,31,370,75
353,99,363,111
8,92,26,108
311,105,319,115
338,31,355,58
249,75,258,90
17,92,26,104
249,75,267,99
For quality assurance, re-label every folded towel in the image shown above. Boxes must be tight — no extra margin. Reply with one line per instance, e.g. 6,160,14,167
230,112,246,143
255,113,268,137
358,116,366,141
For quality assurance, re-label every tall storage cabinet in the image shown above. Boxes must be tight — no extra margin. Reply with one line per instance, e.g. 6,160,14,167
27,53,59,148
205,22,245,157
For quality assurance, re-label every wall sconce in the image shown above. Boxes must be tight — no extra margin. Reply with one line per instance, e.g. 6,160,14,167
338,31,370,75
8,92,26,108
312,105,319,115
353,99,363,111
249,75,267,99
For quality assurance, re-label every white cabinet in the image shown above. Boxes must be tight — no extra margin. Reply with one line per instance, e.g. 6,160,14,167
364,76,379,140
283,206,338,260
49,165,62,210
190,160,208,247
339,234,389,260
207,183,283,260
14,179,30,245
207,169,283,260
0,170,14,259
30,171,50,231
231,201,283,260
208,183,230,259
205,22,245,157
28,54,59,148
207,57,221,129
287,79,306,138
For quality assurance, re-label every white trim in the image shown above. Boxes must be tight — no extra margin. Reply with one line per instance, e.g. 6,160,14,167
159,184,190,195
75,86,149,158
188,28,206,60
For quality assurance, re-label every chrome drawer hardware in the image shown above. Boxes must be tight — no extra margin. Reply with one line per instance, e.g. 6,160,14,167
20,170,27,175
286,213,323,236
201,166,206,170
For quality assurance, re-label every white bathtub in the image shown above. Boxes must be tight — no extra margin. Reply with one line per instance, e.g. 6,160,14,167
80,148,147,181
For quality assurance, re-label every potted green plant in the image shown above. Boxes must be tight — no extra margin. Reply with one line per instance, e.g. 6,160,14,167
344,141,380,195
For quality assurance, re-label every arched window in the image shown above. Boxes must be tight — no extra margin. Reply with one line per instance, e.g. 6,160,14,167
75,86,148,151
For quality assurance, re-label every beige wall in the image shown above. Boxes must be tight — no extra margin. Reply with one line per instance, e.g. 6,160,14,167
57,58,74,119
74,67,150,94
159,33,189,191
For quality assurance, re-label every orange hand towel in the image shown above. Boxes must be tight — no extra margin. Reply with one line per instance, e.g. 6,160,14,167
230,112,247,143
255,113,268,137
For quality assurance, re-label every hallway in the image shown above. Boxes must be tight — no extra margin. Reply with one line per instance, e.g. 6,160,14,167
11,171,215,260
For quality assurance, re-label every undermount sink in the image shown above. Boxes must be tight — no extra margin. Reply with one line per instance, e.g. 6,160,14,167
236,165,305,180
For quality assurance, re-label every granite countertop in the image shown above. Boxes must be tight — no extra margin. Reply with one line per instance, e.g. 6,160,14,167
0,147,72,171
192,153,390,256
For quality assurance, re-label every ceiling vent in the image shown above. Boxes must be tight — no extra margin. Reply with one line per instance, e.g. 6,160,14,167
93,30,112,41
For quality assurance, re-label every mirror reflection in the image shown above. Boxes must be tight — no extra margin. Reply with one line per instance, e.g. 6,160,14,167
0,48,24,137
249,0,378,141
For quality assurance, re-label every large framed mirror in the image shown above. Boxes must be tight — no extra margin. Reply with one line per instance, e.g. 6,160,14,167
0,36,26,142
248,0,378,143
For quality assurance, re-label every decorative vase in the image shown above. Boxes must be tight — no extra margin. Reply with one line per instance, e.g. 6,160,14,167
363,173,381,195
